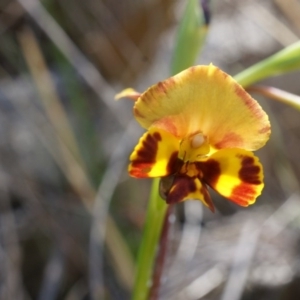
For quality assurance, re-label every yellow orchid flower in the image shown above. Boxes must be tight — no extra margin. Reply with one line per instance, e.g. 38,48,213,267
116,65,271,212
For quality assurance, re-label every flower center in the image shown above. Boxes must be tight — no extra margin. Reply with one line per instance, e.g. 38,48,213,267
179,132,210,162
191,133,205,148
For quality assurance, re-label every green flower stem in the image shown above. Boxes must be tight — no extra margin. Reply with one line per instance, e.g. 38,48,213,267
132,178,168,300
234,41,300,88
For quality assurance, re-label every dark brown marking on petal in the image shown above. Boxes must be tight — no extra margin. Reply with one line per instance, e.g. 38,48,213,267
167,77,176,85
134,131,161,163
258,125,271,134
157,81,168,94
130,131,162,175
140,92,152,104
156,78,176,94
166,151,182,174
133,107,145,118
221,70,229,79
214,132,243,149
234,84,255,109
196,159,221,188
163,77,176,89
234,83,265,117
238,156,261,185
152,131,162,141
189,66,197,73
230,184,257,206
166,175,197,204
200,183,215,212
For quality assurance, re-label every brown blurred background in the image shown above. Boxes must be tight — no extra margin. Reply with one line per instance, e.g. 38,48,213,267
0,0,300,299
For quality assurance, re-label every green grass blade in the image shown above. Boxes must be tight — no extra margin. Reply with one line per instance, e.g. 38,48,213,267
171,0,209,75
235,41,300,88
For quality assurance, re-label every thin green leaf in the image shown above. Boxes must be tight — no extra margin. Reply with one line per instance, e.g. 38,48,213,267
235,41,300,88
171,0,209,75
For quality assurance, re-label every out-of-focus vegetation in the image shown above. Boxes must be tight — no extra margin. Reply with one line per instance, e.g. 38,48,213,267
0,0,300,299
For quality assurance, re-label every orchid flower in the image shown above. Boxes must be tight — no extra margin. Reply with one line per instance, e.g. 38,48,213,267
116,65,271,211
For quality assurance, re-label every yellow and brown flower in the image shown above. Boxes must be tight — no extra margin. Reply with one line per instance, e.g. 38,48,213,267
116,65,270,211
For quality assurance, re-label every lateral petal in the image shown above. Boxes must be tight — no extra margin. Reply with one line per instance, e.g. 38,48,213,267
166,175,214,211
197,149,264,206
115,88,141,101
129,128,180,178
133,65,270,151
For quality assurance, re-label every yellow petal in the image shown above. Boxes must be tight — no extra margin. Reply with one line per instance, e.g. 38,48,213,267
197,149,264,207
129,128,180,178
166,175,214,211
133,65,270,151
115,88,141,101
